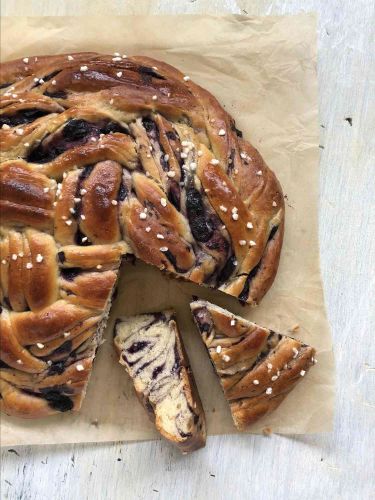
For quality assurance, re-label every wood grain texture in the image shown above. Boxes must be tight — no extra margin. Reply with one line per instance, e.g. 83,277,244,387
1,1,374,500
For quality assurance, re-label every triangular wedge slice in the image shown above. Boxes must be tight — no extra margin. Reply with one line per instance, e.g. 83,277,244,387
190,300,317,430
114,310,206,453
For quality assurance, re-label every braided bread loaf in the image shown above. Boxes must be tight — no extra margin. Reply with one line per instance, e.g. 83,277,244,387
0,53,284,419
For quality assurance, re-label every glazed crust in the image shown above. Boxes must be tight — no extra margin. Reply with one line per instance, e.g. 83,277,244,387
1,52,284,419
190,300,316,430
114,311,206,453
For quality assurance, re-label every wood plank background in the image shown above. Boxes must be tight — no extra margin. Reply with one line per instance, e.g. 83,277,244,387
1,1,374,499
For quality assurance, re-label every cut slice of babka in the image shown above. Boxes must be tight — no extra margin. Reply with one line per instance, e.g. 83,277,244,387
114,311,206,452
190,300,317,430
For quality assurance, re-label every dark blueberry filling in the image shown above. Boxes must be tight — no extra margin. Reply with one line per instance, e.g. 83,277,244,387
227,148,236,175
62,119,94,141
74,228,92,246
28,137,68,164
172,350,181,375
3,297,11,309
121,352,133,366
0,109,50,128
186,187,213,243
204,217,229,253
168,180,180,210
138,66,166,84
142,116,156,133
172,341,182,373
205,233,226,251
27,118,128,164
142,118,174,180
47,361,66,376
237,226,279,302
0,359,10,369
142,118,164,161
102,121,128,135
118,182,128,201
22,387,74,412
60,267,82,281
135,359,153,376
78,163,95,181
166,130,178,141
268,225,279,240
43,70,60,82
152,364,165,379
44,90,67,99
163,128,185,171
127,341,150,354
42,390,74,412
238,263,261,303
53,340,73,356
70,164,93,242
40,384,75,396
216,255,237,286
159,151,169,172
0,82,12,89
179,430,192,438
57,251,66,263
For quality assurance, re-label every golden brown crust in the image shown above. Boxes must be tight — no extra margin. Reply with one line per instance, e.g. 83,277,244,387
1,52,284,419
190,300,316,430
80,161,122,244
0,160,55,230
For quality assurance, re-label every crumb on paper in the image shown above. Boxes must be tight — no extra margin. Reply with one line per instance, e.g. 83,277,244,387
262,426,273,436
290,324,300,332
90,419,99,427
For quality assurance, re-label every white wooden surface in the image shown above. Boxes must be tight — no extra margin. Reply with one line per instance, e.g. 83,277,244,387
1,1,374,499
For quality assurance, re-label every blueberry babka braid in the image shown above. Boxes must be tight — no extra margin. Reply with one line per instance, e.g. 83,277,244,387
0,53,284,418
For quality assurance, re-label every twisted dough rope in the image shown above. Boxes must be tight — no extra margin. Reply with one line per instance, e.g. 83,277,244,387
0,53,284,418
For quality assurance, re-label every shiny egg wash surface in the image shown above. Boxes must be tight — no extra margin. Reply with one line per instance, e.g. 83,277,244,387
190,300,316,431
0,53,284,419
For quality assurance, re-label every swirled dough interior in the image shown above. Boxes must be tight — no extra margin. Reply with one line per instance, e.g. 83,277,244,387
114,311,206,453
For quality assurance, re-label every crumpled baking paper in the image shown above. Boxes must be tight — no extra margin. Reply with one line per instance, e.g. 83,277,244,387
0,13,334,447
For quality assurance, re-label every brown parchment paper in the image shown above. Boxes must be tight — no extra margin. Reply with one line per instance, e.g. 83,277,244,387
0,14,335,447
